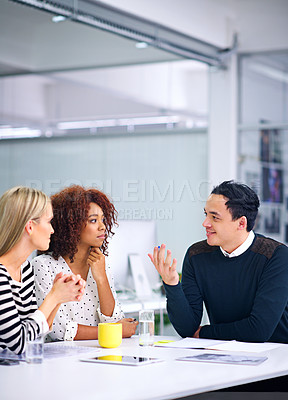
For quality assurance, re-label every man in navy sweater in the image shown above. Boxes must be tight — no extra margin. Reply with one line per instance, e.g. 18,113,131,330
149,180,288,343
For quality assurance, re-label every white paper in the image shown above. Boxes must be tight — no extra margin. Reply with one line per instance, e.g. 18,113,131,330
154,337,283,353
0,343,99,361
211,341,282,353
43,343,100,358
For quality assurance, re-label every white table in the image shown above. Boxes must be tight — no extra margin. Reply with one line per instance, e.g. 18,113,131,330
1,336,288,400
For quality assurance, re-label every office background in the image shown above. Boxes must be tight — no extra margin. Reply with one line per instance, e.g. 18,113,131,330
0,0,288,271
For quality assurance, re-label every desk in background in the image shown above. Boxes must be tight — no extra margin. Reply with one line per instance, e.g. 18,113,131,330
120,294,209,335
120,294,167,335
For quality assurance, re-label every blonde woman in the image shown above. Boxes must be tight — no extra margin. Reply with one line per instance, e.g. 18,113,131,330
0,186,86,354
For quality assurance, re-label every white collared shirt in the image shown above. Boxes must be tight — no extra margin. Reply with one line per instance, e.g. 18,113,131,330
220,231,255,258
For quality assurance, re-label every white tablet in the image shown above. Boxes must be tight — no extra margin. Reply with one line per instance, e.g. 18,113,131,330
80,355,162,366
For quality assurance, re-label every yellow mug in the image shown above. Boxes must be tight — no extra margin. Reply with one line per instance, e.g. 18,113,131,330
98,323,122,348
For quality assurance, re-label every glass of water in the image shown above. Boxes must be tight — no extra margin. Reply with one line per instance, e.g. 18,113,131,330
139,309,154,346
25,326,44,364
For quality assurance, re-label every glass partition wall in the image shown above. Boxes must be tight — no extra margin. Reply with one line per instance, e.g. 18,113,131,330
238,51,288,243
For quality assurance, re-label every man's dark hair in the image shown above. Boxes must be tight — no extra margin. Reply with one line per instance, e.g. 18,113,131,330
211,180,260,231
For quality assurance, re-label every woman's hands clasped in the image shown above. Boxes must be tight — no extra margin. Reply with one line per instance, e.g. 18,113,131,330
148,244,179,286
51,272,86,304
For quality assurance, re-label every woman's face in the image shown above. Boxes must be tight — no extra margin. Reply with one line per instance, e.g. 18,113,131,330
30,202,54,251
79,202,106,248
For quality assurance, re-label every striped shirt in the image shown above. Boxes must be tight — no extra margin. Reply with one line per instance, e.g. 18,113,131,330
0,260,41,354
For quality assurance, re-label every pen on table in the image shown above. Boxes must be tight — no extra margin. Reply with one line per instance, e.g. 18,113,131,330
190,348,207,350
153,341,210,350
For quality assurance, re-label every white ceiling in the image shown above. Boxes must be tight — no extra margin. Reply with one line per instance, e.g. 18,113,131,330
0,0,180,76
101,0,288,53
0,0,209,137
1,0,287,138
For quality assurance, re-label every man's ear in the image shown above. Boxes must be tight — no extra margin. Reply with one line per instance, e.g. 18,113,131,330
25,220,33,236
238,216,247,231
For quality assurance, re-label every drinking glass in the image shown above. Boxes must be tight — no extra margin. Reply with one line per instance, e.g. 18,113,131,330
139,310,154,346
25,325,44,364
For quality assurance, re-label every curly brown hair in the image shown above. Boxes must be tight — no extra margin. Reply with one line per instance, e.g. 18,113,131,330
47,185,117,262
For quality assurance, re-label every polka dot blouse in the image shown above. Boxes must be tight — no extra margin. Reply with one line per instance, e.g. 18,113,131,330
32,254,125,341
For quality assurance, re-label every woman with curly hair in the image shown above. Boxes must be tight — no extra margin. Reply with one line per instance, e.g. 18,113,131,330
32,185,138,341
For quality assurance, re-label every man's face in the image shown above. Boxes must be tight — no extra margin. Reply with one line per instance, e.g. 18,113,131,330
202,194,246,253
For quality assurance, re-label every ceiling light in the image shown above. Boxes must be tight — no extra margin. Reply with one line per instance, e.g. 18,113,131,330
57,119,116,130
57,116,180,131
185,120,194,129
0,127,42,139
135,42,148,49
195,120,208,128
118,116,180,126
52,15,67,23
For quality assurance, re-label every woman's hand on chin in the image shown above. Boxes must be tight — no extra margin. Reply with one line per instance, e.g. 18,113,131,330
88,247,107,283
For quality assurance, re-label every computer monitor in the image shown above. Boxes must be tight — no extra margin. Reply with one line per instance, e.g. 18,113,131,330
107,220,160,293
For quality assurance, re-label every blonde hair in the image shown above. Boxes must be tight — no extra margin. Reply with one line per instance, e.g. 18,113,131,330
0,186,49,256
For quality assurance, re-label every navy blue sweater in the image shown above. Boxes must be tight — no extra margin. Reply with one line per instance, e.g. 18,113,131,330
164,234,288,343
